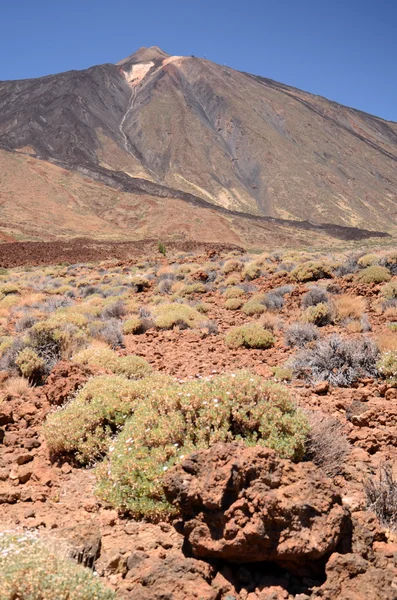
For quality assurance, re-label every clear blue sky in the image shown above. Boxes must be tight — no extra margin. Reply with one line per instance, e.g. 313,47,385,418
2,0,396,121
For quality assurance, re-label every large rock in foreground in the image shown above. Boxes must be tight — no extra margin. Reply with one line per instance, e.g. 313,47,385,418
163,443,351,574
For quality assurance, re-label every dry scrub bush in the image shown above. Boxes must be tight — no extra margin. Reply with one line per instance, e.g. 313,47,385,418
15,348,45,382
376,332,397,353
222,259,243,274
96,371,308,518
224,286,245,299
2,377,31,398
357,265,391,284
225,298,243,310
291,261,333,282
225,323,275,349
302,302,333,326
285,322,320,348
0,531,114,600
365,463,397,530
179,283,207,296
357,253,380,267
242,300,266,316
380,281,397,301
242,261,262,281
74,346,152,379
333,294,366,322
258,311,281,332
122,316,144,334
43,374,170,463
293,335,379,386
377,351,397,385
153,303,209,330
304,410,350,477
301,286,329,309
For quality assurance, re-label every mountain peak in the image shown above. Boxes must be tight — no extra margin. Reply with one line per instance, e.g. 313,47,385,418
116,46,170,67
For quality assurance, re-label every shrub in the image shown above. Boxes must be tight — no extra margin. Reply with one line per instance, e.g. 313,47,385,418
225,323,275,349
26,322,66,371
291,262,333,282
357,253,380,267
242,262,261,281
224,286,245,299
285,322,320,348
301,286,329,309
15,314,37,332
380,281,397,301
179,283,207,296
74,346,152,380
377,351,397,385
123,316,144,334
333,294,366,322
225,298,243,310
223,259,243,274
0,532,115,600
116,355,153,380
158,241,167,256
272,365,293,381
102,300,126,319
153,303,208,330
91,319,124,348
357,266,391,284
364,463,397,530
0,283,20,298
242,295,266,315
43,374,170,463
258,311,280,332
304,410,350,477
96,371,309,517
15,348,45,381
130,275,150,292
292,335,379,386
302,302,333,326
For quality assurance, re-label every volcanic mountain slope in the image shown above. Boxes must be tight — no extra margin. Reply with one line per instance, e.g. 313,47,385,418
0,45,396,243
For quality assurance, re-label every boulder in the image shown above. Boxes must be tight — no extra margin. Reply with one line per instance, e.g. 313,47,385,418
164,443,351,575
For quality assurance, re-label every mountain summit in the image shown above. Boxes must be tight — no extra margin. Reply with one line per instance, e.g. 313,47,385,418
0,48,396,244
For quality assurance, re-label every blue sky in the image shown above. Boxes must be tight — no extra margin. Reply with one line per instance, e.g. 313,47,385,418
2,0,396,121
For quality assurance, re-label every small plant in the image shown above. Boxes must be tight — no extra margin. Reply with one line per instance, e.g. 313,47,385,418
158,241,167,256
242,261,262,281
377,351,397,385
122,316,144,334
364,463,397,530
380,281,397,301
15,348,45,382
302,302,333,326
292,335,379,386
222,259,243,274
304,410,350,477
291,261,333,283
285,322,320,348
225,323,275,349
225,298,243,310
43,374,170,463
272,364,293,381
301,286,329,309
357,265,391,284
224,286,245,299
96,371,308,518
333,294,366,322
153,303,209,330
0,532,115,600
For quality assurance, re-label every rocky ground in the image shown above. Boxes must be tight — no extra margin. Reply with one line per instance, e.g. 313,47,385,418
1,245,397,599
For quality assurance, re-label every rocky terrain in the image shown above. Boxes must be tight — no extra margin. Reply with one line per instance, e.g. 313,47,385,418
1,244,397,598
0,46,396,244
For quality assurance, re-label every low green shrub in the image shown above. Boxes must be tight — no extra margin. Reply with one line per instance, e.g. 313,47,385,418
123,316,144,334
43,374,170,463
96,371,308,518
0,532,114,600
357,266,391,284
302,302,333,326
223,286,245,299
222,259,243,274
153,303,208,330
225,298,243,310
377,351,397,386
74,346,152,379
380,281,397,301
225,323,275,349
15,348,45,381
291,262,333,282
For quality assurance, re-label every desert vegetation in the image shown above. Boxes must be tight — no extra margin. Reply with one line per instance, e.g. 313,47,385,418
1,244,397,598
